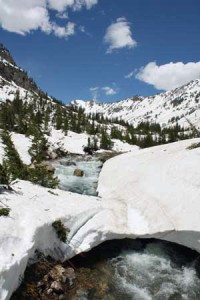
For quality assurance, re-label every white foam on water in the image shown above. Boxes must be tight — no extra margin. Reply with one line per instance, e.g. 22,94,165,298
110,242,200,300
55,156,102,196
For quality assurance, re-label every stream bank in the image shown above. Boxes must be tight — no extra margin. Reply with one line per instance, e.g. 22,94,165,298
11,239,200,300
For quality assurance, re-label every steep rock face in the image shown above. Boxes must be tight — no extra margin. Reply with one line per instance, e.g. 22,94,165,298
0,44,40,94
0,44,16,66
71,80,200,128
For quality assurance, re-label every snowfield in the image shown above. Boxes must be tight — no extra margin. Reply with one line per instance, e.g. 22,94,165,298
48,129,137,155
0,138,200,299
71,79,200,129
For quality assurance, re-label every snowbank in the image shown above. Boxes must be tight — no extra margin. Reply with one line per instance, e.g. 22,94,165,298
11,133,32,165
0,182,102,299
48,129,138,155
0,138,200,299
112,139,139,152
0,133,31,165
48,129,89,155
98,138,200,247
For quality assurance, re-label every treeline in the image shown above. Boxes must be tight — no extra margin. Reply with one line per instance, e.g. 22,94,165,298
0,130,58,188
0,91,198,158
71,106,197,149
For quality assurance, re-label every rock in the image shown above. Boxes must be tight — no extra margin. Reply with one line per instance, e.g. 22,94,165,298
49,265,66,281
28,163,35,170
65,267,76,279
73,169,84,177
83,146,93,155
28,161,55,173
49,151,58,160
64,267,76,286
37,281,45,288
39,161,55,173
60,161,76,167
46,288,53,295
50,281,64,294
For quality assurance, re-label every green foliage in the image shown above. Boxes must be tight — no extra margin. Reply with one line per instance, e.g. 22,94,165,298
0,160,10,185
1,130,28,180
28,166,59,189
187,142,200,150
0,208,10,217
52,219,70,243
0,129,58,188
100,128,113,150
48,190,59,196
28,128,48,163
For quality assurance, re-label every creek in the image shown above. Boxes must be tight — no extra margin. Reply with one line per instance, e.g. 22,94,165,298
11,154,200,300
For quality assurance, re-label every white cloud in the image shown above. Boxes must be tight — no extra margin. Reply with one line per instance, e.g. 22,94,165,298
79,25,85,33
89,85,118,99
102,86,118,96
52,22,75,38
48,0,98,12
89,86,99,100
104,17,137,53
136,61,200,91
0,0,98,38
0,0,51,35
125,70,135,79
56,12,68,19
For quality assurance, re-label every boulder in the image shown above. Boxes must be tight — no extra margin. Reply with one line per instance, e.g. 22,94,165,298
50,281,63,294
73,169,84,177
39,161,55,173
60,161,76,167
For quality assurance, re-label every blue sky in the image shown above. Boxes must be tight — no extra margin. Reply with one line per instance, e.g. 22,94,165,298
0,0,200,103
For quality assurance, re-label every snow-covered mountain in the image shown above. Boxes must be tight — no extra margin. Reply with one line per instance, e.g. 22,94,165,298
0,43,61,108
0,43,40,99
71,80,200,129
1,42,199,132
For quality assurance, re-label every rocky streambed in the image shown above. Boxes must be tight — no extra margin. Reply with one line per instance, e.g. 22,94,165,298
11,239,200,300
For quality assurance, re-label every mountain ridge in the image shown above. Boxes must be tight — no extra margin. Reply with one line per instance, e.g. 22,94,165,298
71,79,200,129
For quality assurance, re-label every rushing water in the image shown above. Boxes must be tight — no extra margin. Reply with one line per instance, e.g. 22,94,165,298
71,239,200,300
54,155,103,196
12,155,200,299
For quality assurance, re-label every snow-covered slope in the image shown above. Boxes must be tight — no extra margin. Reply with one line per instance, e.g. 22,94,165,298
72,79,200,129
49,129,137,155
0,133,31,164
0,138,200,299
98,138,200,246
0,75,37,103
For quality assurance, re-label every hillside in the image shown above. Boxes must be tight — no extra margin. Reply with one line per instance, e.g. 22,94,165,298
0,138,200,299
71,79,200,129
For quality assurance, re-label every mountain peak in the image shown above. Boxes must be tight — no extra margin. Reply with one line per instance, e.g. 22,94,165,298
0,43,16,66
0,42,41,94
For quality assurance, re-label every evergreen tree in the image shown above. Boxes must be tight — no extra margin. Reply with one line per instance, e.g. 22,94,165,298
28,166,59,189
55,105,63,130
0,160,10,185
1,130,28,180
29,128,48,163
100,129,113,150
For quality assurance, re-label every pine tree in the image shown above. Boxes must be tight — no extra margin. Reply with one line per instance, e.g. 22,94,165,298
1,130,28,180
0,160,10,185
28,166,59,189
62,111,68,135
55,105,63,130
29,127,48,163
100,129,113,150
